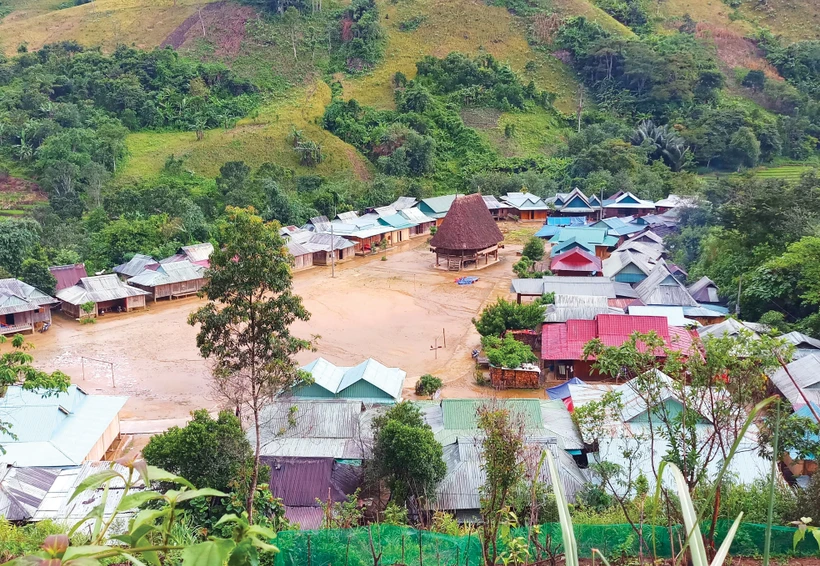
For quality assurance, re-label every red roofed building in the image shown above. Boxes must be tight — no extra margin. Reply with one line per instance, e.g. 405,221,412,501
549,248,603,277
541,314,698,380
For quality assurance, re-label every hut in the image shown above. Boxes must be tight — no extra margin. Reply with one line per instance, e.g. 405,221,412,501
56,275,150,319
285,240,315,271
127,260,206,301
0,279,58,335
429,193,504,271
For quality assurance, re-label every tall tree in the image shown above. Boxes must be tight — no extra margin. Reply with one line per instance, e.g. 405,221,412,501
477,403,525,566
188,207,312,521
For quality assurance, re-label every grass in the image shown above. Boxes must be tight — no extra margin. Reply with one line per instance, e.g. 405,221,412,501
754,164,816,181
121,81,374,180
0,0,216,55
338,0,589,113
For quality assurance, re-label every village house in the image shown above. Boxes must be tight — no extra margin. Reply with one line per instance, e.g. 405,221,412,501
290,357,406,403
289,228,356,264
544,295,624,324
549,188,598,220
398,207,437,236
429,193,504,271
161,242,214,267
534,216,587,239
568,372,770,493
541,313,698,380
591,217,645,239
49,264,88,292
418,399,585,521
500,192,551,222
308,214,400,256
510,276,638,305
418,194,458,225
249,399,381,461
482,194,508,220
687,276,721,306
601,191,656,218
113,254,158,280
549,227,620,259
0,385,127,467
285,240,315,271
0,462,145,525
626,305,696,328
697,318,768,340
768,354,820,411
549,247,603,277
654,194,699,214
0,279,57,335
56,274,150,318
602,250,657,284
127,260,207,301
779,331,820,360
263,456,362,529
634,265,699,307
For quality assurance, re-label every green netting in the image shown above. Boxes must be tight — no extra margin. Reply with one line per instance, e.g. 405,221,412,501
272,522,820,566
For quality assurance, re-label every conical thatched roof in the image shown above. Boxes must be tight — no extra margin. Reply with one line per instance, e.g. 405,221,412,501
429,193,504,251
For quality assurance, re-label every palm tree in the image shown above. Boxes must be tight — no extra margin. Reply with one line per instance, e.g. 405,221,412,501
632,119,688,171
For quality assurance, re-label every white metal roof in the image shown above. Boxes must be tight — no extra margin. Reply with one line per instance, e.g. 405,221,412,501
56,274,150,305
0,278,57,316
300,357,406,401
127,260,205,287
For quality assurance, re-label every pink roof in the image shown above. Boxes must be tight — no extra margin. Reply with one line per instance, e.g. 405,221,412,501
549,248,602,273
49,264,88,292
542,314,686,361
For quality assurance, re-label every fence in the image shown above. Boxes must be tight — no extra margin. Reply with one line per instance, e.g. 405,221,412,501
272,522,819,566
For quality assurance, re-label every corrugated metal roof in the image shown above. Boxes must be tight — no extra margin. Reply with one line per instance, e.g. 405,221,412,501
264,457,362,506
284,506,324,529
697,318,763,339
180,243,214,263
399,207,436,224
0,386,127,467
544,295,622,323
510,276,639,298
540,400,583,450
310,216,332,231
0,278,57,316
32,462,145,527
635,266,698,307
436,437,585,510
419,194,457,215
482,195,503,209
687,276,720,303
768,354,820,409
113,254,158,278
779,332,820,360
379,214,416,230
550,248,602,273
0,465,61,521
299,357,405,401
441,399,544,430
602,192,655,209
49,264,88,292
286,240,312,257
603,250,656,278
502,192,551,211
127,260,205,287
390,196,417,210
56,275,150,306
627,306,689,327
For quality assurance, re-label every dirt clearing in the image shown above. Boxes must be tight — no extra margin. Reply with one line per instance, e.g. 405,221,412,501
12,226,540,424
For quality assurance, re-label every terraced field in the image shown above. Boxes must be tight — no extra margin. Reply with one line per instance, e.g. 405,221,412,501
754,164,817,182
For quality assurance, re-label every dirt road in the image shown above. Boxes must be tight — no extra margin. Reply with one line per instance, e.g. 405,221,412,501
12,231,538,423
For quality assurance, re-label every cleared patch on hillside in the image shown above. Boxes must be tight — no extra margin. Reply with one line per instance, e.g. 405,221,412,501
0,176,47,217
550,0,635,36
464,105,567,157
695,23,781,79
0,0,215,55
121,81,374,180
737,0,820,43
161,0,254,58
338,0,588,113
754,164,816,182
659,0,753,36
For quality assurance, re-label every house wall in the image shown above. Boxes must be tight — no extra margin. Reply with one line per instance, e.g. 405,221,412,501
490,367,541,388
515,209,549,222
338,380,396,402
86,416,121,461
291,383,336,398
61,301,96,319
0,307,52,334
613,264,648,284
135,279,205,300
293,253,314,271
411,222,434,237
554,269,598,277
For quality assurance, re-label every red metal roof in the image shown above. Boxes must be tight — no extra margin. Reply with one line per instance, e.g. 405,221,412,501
49,264,88,292
542,314,681,361
549,248,602,273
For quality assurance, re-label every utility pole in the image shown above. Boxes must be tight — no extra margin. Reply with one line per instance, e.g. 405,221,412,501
735,275,742,316
330,190,338,278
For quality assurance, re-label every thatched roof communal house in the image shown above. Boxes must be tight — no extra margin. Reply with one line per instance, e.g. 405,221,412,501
429,193,504,271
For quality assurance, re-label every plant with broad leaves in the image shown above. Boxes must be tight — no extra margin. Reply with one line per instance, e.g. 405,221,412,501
2,455,278,566
791,517,820,552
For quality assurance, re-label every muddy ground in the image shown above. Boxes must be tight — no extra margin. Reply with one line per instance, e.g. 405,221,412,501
15,227,543,426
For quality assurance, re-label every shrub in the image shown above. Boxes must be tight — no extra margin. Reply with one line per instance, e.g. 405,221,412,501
415,373,442,396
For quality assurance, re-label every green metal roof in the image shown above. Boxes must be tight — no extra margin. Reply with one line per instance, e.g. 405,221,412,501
441,399,544,431
549,227,617,247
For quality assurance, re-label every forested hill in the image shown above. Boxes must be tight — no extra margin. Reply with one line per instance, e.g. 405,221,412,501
0,0,819,332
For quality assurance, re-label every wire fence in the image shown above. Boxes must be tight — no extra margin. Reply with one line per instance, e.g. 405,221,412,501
272,522,819,566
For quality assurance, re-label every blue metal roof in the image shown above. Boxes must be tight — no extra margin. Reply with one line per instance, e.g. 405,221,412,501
378,214,416,230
